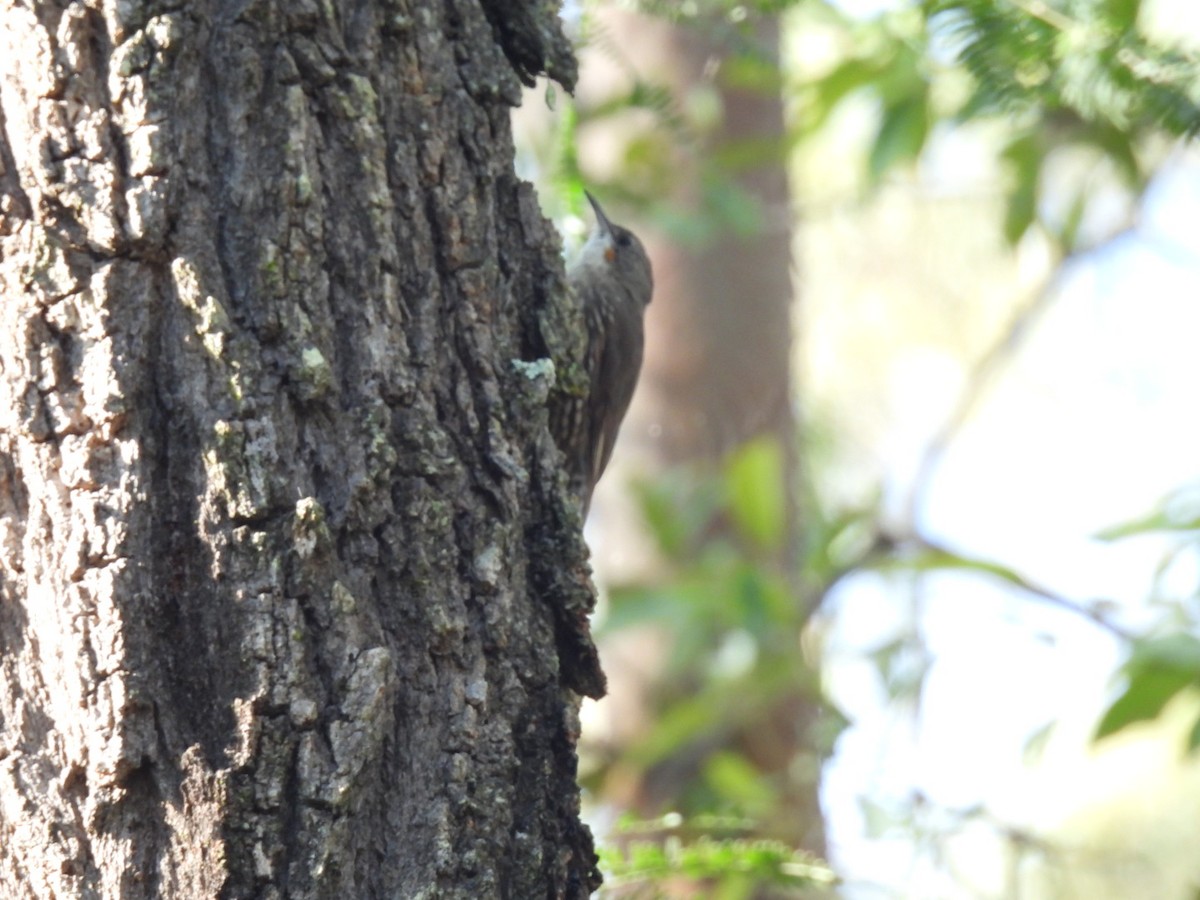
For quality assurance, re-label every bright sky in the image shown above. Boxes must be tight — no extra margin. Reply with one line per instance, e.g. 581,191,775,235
812,0,1200,889
820,158,1200,897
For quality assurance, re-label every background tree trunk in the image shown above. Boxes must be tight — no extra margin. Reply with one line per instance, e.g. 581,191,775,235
0,2,601,897
580,7,827,858
632,21,795,465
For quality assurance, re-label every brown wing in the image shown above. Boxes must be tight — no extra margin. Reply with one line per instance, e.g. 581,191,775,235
582,300,644,513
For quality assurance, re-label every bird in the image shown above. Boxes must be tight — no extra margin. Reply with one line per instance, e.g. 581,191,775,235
551,191,654,517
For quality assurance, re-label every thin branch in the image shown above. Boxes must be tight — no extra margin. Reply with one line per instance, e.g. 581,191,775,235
885,530,1138,641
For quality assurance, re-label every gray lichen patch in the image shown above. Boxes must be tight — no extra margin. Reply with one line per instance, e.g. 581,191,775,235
329,646,396,804
203,419,277,522
291,496,332,562
511,356,555,389
172,257,232,359
293,345,333,403
20,227,81,305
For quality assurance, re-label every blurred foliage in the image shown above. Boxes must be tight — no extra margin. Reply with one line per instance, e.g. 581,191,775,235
593,437,864,894
547,0,1200,894
599,814,837,899
1095,634,1200,749
539,0,1200,250
598,437,819,740
793,0,1200,247
930,0,1200,132
1092,486,1200,751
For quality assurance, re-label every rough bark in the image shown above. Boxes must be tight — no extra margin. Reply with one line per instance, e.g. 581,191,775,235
0,2,601,897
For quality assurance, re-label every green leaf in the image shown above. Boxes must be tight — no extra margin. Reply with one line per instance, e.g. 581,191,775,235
1094,636,1200,741
1095,666,1194,739
1095,487,1200,540
1132,633,1200,671
1094,507,1178,540
725,437,786,553
1100,0,1141,30
804,503,880,581
800,57,889,136
869,92,930,182
900,544,1031,592
1000,132,1042,244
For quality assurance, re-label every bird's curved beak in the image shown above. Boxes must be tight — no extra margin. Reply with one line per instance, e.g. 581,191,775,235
585,191,614,239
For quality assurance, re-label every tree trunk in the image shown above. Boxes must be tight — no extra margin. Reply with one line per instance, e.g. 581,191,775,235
0,2,602,897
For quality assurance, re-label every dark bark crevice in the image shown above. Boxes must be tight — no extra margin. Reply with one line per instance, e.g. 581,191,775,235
477,0,577,93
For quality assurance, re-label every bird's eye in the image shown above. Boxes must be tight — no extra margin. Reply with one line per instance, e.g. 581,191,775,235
616,232,632,248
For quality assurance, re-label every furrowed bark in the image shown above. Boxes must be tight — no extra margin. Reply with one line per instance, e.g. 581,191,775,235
0,2,600,896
